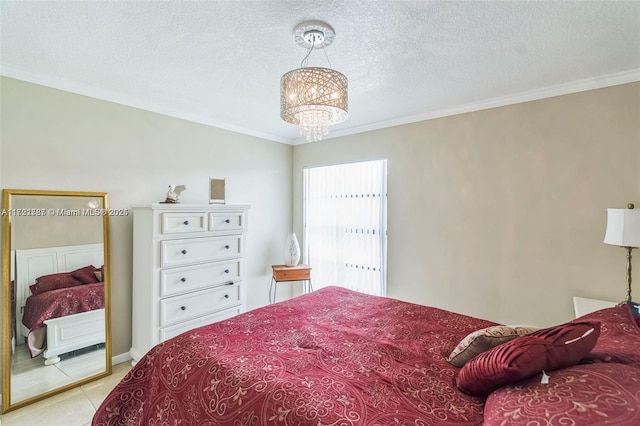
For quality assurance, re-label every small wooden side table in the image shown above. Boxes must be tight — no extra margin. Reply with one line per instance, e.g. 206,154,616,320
270,264,312,304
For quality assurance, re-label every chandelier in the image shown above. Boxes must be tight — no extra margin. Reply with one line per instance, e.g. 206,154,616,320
280,21,348,143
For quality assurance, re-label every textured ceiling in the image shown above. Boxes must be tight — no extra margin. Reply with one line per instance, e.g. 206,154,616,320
1,1,639,144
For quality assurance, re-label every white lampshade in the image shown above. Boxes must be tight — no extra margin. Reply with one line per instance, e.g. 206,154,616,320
604,208,640,248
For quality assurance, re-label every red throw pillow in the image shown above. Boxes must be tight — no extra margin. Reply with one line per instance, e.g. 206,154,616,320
575,305,640,365
29,272,83,295
457,321,600,397
70,265,100,284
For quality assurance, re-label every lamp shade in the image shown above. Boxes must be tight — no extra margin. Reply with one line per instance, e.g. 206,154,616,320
604,208,640,248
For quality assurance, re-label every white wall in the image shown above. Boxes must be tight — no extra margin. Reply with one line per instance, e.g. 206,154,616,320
293,83,640,328
0,77,293,362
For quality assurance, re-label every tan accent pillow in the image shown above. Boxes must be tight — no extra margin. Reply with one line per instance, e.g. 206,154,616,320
447,325,540,367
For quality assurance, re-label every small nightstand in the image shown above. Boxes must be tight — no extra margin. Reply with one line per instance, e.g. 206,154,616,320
270,264,312,304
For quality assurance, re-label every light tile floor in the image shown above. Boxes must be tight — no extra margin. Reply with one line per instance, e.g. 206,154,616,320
11,344,107,404
0,362,131,426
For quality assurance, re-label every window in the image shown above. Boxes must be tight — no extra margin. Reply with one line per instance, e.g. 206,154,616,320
303,159,387,296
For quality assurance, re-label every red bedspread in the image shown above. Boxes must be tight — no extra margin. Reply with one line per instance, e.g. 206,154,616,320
22,282,104,357
94,286,497,425
22,282,105,331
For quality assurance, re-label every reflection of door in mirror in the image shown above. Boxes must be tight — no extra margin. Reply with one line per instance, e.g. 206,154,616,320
2,189,112,413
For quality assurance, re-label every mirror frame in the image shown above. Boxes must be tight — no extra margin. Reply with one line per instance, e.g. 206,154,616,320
1,189,112,413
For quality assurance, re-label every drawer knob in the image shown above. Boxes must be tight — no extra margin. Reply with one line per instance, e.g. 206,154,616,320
224,294,229,299
181,249,187,254
180,306,186,311
224,245,230,249
224,269,230,274
183,220,189,225
180,277,187,282
225,219,230,223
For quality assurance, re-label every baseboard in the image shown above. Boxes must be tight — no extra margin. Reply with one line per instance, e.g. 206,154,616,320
112,351,132,366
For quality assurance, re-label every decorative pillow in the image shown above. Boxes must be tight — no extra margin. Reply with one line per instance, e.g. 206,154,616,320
456,320,600,396
576,304,640,365
70,265,100,284
627,301,640,318
447,325,540,367
29,272,82,295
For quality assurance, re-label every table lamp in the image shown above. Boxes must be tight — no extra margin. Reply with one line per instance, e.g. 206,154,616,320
604,203,640,303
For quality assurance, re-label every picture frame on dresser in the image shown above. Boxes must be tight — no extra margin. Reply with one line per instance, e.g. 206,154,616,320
209,178,225,204
129,203,249,365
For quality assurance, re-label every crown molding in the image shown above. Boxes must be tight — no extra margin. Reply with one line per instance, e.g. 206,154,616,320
0,65,291,144
3,65,637,147
306,68,640,145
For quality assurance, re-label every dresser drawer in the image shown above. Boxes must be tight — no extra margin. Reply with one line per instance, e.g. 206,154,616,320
208,212,244,233
161,212,207,234
159,305,241,342
160,283,241,327
160,260,241,297
160,236,241,268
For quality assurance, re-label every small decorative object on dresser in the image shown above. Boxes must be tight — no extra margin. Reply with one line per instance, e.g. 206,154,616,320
283,232,301,266
163,184,186,203
209,178,225,204
129,203,249,364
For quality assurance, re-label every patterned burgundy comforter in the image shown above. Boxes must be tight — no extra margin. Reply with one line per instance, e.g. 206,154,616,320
22,282,105,331
22,282,104,357
484,304,640,425
94,286,497,425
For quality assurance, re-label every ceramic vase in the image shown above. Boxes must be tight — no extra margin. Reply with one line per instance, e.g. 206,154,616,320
284,233,301,266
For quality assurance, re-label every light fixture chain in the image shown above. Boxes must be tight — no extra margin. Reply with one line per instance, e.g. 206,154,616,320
300,43,314,68
323,47,333,69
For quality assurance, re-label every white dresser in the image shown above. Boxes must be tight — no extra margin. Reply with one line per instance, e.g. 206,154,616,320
129,203,249,363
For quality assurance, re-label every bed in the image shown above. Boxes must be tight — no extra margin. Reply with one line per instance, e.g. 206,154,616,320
93,286,640,425
13,243,106,365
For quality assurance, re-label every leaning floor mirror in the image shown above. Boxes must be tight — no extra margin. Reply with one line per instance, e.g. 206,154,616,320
1,189,112,413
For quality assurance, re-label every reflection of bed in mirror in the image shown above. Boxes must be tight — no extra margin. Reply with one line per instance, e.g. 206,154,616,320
13,243,106,365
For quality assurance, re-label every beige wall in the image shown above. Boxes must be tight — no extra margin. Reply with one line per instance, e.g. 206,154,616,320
293,82,640,327
1,77,638,386
0,77,294,366
12,195,103,250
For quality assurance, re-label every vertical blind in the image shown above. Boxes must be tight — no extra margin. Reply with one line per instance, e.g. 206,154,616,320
303,159,387,296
